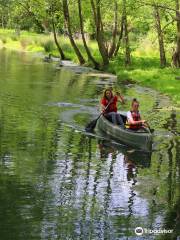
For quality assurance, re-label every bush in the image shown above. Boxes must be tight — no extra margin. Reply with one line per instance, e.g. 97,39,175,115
33,37,40,45
41,39,55,52
20,38,32,49
1,37,7,44
11,35,18,41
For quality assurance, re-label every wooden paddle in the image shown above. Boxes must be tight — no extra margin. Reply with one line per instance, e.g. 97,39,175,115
145,122,154,133
85,97,114,132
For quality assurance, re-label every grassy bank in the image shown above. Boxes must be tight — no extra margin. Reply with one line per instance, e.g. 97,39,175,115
0,28,179,105
108,56,180,105
0,28,100,62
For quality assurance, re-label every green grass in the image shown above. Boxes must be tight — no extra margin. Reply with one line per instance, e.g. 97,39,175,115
0,28,179,105
0,28,100,60
108,56,180,105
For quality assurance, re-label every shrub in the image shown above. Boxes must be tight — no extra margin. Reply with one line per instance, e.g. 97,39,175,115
41,39,55,52
11,35,18,41
1,37,7,44
33,37,40,45
20,38,32,49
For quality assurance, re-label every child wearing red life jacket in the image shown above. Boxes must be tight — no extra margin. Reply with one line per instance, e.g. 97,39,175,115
101,88,125,126
127,98,147,130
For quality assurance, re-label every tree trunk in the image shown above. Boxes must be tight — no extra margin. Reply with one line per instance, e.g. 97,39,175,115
108,0,118,58
51,17,66,60
77,0,100,69
172,0,180,67
96,0,109,66
1,15,4,28
90,0,109,66
114,14,124,56
154,6,166,67
62,0,85,65
123,0,131,66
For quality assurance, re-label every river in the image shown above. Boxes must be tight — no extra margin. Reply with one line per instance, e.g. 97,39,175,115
0,49,179,240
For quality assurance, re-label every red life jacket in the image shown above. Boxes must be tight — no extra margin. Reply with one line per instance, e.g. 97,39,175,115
129,110,142,129
101,96,118,113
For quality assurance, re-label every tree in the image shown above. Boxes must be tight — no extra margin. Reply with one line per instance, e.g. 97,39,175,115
172,0,180,67
62,0,85,65
77,0,100,68
153,5,166,67
113,13,124,57
46,0,66,59
123,0,131,65
0,0,12,28
108,0,118,58
51,16,66,60
17,0,45,32
90,0,109,66
136,0,180,67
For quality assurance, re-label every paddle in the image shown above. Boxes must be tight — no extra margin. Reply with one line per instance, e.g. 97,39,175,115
85,97,114,132
145,122,154,133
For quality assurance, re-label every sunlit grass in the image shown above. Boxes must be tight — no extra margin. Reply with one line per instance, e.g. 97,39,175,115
0,28,179,104
108,57,180,105
0,28,100,61
5,39,22,50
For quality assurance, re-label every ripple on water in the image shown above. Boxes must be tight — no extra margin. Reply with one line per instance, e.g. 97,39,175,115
0,50,179,240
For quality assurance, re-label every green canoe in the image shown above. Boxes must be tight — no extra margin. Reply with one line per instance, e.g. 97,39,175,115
95,114,153,151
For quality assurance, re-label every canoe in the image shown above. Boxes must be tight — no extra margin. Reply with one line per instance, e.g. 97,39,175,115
98,140,152,167
95,113,153,151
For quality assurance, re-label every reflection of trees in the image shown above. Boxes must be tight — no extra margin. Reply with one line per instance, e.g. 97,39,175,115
96,141,151,238
0,172,42,240
124,155,137,224
47,131,150,238
165,112,179,237
38,123,159,239
167,140,174,207
1,49,179,239
75,139,118,238
156,110,180,239
157,138,180,240
79,137,92,239
0,115,67,239
162,138,180,239
103,152,117,238
39,127,76,239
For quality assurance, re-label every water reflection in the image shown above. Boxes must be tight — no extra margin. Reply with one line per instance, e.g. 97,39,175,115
38,130,154,239
0,49,179,239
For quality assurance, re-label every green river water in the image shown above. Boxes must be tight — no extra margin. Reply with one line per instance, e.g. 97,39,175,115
0,49,179,240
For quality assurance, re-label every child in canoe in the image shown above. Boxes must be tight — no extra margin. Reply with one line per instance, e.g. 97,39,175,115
127,98,148,130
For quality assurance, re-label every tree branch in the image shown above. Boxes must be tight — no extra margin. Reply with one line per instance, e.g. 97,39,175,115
136,0,176,12
162,19,175,32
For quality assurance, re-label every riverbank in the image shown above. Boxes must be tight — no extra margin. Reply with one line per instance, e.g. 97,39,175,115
107,57,180,105
0,29,179,105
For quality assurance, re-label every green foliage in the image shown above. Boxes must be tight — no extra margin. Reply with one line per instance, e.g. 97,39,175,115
108,55,180,104
20,38,33,49
10,34,18,41
1,36,7,44
0,0,179,104
0,27,179,104
41,39,55,52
